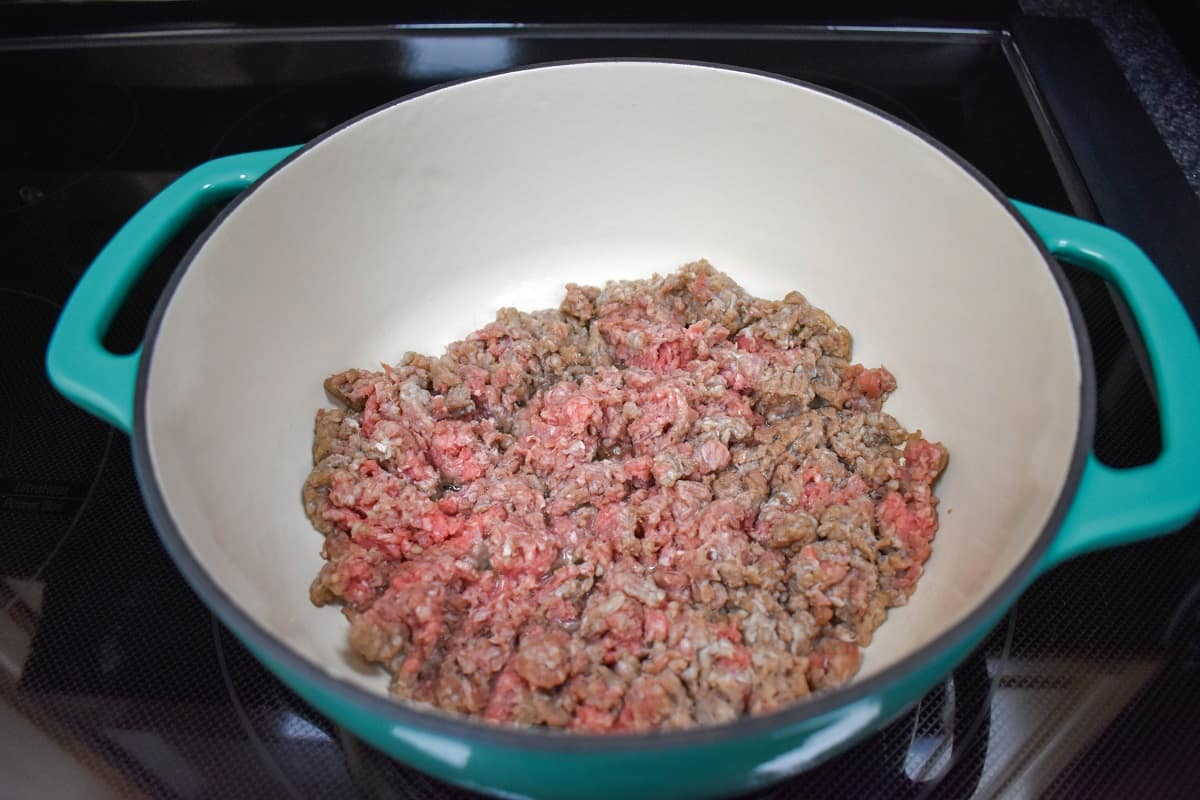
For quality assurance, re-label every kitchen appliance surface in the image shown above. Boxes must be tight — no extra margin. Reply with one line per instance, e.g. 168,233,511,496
3,17,1199,800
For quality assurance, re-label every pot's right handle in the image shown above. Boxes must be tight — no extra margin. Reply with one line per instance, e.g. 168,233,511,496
1012,201,1200,572
45,146,299,434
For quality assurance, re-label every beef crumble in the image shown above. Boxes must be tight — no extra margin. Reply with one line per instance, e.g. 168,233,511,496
303,261,947,732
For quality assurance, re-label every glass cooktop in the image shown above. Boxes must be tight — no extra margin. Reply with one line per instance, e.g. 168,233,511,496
1,20,1197,799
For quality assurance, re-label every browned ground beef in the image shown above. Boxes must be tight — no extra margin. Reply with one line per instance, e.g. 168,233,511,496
304,261,947,732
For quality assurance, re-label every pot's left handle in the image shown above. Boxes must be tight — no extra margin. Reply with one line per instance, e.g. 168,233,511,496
46,146,300,434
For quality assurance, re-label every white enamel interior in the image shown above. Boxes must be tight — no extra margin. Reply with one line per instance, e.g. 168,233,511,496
144,62,1081,705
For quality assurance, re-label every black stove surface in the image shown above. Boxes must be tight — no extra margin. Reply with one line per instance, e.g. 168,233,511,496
2,21,1197,800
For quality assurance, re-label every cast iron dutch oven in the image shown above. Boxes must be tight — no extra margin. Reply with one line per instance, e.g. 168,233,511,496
46,62,1200,799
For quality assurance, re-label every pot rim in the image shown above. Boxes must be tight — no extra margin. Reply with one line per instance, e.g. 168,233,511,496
131,58,1096,752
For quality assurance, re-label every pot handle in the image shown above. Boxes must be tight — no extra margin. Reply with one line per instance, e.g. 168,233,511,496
1012,201,1200,572
45,146,300,434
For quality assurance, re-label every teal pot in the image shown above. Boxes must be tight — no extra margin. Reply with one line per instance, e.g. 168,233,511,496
45,62,1200,800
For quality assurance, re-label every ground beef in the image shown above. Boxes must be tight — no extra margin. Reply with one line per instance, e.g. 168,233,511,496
303,261,947,732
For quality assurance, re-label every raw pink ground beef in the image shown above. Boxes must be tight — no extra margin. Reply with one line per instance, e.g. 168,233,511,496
303,261,947,732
